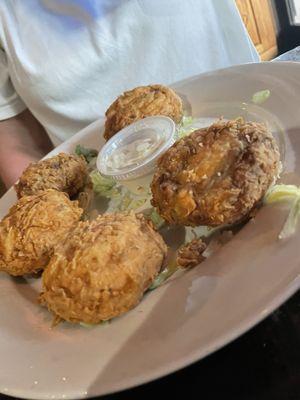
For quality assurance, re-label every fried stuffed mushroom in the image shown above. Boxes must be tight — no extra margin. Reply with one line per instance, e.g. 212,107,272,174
40,212,167,324
0,190,83,276
104,84,183,140
151,119,280,227
15,153,90,200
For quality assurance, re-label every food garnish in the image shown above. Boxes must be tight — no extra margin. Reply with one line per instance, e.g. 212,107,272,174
252,89,271,105
264,184,300,239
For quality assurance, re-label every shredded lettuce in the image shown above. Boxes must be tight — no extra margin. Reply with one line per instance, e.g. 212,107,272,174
264,184,300,203
113,188,148,212
75,144,98,164
91,170,149,212
252,89,271,105
278,197,300,240
149,208,165,229
149,260,179,290
176,115,196,139
90,170,118,198
264,184,300,239
79,322,95,328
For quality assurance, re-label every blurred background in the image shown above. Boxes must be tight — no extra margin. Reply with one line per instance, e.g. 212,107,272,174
1,0,300,197
236,0,300,59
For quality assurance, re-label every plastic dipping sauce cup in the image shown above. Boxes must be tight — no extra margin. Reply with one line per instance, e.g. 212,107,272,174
97,116,176,195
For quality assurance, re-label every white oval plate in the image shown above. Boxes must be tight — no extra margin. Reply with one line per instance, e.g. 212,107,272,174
0,62,300,400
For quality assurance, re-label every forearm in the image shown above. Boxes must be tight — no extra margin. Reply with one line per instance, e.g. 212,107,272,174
0,109,53,188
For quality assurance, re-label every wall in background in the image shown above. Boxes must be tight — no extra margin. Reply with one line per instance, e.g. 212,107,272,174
236,0,278,60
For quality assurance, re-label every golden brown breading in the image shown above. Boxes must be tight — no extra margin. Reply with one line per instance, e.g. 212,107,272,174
40,212,167,324
104,84,183,140
15,153,89,199
151,119,280,226
176,238,206,269
0,190,83,276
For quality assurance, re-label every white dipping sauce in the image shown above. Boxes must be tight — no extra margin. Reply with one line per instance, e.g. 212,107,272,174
97,116,176,194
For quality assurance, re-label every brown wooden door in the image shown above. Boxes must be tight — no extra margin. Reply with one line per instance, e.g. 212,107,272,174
236,0,278,60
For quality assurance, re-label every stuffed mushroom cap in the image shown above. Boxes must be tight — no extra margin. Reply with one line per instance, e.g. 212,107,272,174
40,212,167,324
104,84,183,140
151,119,280,226
15,153,90,199
0,189,83,276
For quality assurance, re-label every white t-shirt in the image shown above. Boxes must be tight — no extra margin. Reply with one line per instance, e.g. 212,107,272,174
0,0,259,142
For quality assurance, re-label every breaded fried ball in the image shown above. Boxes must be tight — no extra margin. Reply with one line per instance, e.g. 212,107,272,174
0,190,83,276
40,212,167,324
104,84,183,140
15,153,89,199
176,238,206,269
151,120,280,226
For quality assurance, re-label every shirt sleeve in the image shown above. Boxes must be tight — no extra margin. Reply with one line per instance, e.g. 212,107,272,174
0,47,26,120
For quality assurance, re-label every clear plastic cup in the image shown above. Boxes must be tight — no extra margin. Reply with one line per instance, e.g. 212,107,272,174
97,116,175,194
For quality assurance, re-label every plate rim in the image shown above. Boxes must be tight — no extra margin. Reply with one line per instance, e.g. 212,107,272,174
1,60,300,400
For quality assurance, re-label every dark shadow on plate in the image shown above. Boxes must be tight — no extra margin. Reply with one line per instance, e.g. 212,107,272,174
86,203,287,398
12,276,41,303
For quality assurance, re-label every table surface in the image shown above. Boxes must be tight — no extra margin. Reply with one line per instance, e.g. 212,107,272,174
1,48,300,400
